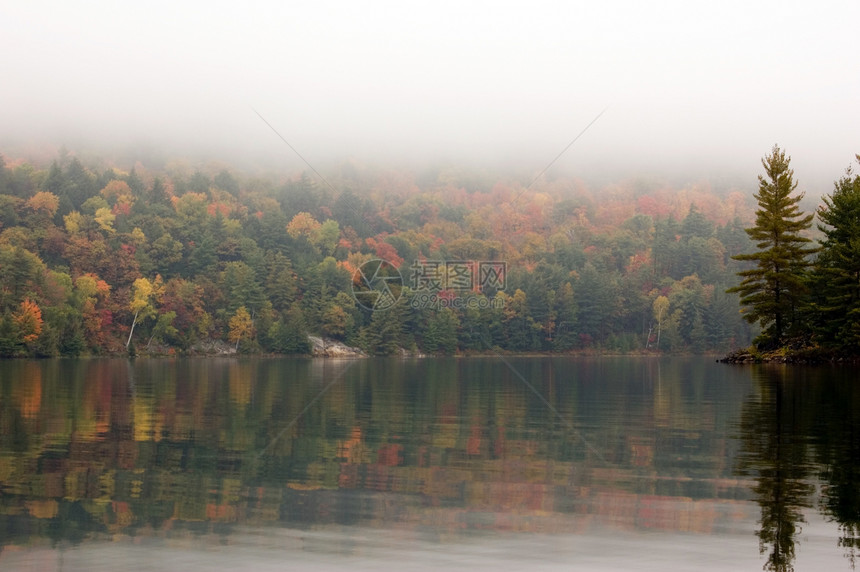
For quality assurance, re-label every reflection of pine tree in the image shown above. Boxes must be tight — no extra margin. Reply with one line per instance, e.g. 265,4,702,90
814,379,860,568
737,366,814,572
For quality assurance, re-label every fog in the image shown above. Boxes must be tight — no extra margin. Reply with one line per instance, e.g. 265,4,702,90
2,0,858,194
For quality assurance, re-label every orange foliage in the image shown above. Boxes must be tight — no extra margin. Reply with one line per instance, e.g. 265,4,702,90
100,180,133,203
14,299,43,343
26,191,59,217
206,202,233,217
636,195,672,219
365,236,404,267
338,259,358,277
626,251,651,275
17,362,42,419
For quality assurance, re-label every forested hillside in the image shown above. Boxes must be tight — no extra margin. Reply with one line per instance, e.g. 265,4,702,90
0,150,762,356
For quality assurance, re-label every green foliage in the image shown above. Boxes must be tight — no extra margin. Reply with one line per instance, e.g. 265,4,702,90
810,156,860,350
269,305,312,354
424,308,459,354
728,146,817,347
4,146,828,356
362,303,406,356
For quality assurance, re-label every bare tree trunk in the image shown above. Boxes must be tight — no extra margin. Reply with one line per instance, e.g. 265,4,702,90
126,310,140,349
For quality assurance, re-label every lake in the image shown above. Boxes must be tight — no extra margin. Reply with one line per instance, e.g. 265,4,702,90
0,357,858,571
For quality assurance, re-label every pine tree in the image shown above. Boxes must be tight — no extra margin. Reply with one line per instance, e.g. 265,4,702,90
363,303,405,355
810,157,860,348
424,308,459,354
269,304,311,354
727,146,816,347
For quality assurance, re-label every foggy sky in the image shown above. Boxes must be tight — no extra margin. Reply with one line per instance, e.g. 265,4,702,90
1,0,858,195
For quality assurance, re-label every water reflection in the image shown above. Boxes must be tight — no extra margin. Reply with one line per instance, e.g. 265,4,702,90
0,357,857,570
736,365,860,571
736,366,814,572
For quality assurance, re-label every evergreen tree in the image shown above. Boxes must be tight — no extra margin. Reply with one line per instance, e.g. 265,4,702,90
727,146,816,347
362,303,405,355
269,304,311,354
680,205,713,241
653,216,681,278
188,171,211,193
811,157,860,349
0,154,10,196
125,167,146,198
575,263,617,345
424,308,459,354
213,169,240,196
553,282,578,350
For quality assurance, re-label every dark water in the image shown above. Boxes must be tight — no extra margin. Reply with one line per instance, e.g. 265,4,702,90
0,357,858,571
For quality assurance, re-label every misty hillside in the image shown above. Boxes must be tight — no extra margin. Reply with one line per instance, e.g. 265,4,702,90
0,149,773,356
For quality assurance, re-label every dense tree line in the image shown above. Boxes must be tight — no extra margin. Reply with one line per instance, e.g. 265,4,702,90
0,149,765,356
729,146,860,355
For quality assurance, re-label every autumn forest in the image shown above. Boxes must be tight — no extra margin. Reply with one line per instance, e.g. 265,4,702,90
0,147,855,358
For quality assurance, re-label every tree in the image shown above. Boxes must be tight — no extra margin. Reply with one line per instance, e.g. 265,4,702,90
501,289,540,351
220,261,265,313
265,252,299,311
127,276,161,349
320,304,350,340
811,157,860,349
12,299,42,346
553,282,578,350
147,311,178,349
576,263,618,345
286,211,322,241
228,306,254,351
652,295,669,348
269,304,312,354
363,303,405,355
424,308,459,354
25,191,59,219
727,146,816,347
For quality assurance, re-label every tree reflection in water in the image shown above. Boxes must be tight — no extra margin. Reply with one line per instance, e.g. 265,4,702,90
737,365,860,571
812,369,860,568
3,357,860,571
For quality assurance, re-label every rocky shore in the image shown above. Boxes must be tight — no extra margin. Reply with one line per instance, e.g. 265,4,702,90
719,346,860,365
308,336,367,358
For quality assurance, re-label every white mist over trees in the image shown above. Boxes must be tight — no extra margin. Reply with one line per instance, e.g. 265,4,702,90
0,1,858,193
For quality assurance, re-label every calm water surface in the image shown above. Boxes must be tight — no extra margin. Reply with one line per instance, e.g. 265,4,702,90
1,357,858,571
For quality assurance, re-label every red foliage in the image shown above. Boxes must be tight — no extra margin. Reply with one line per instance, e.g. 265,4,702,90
365,236,404,267
112,202,132,216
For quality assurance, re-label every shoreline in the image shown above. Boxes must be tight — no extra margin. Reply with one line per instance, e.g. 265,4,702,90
718,346,860,365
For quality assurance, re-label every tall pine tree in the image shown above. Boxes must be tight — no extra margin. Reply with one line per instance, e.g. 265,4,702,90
810,156,860,348
727,145,816,347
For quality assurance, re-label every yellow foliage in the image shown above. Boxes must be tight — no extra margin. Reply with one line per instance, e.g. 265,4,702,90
64,211,84,234
286,212,321,239
26,500,58,519
228,306,254,344
130,227,146,244
94,207,116,233
26,191,59,216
